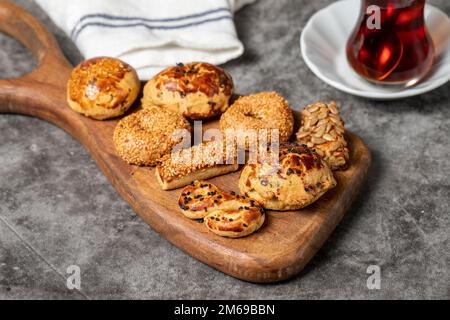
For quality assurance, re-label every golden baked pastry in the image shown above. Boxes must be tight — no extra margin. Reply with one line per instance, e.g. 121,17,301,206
142,62,234,120
67,57,140,120
239,142,336,211
179,181,265,238
113,106,191,166
178,181,233,219
156,141,239,190
219,92,294,149
296,101,349,170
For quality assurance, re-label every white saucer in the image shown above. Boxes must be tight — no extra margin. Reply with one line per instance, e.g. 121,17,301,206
300,0,450,100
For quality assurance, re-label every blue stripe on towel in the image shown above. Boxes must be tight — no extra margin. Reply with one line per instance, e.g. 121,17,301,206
70,7,231,39
72,14,233,40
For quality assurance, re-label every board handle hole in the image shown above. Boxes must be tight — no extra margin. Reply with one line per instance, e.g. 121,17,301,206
0,32,37,79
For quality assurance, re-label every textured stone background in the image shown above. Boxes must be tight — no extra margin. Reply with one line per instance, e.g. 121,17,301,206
0,0,449,299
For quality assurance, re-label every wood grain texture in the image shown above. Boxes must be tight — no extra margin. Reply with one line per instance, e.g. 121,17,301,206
0,0,372,283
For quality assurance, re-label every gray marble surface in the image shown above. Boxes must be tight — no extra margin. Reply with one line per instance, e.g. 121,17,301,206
0,0,449,300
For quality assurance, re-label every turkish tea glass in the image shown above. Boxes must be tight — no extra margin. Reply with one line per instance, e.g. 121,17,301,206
346,0,434,86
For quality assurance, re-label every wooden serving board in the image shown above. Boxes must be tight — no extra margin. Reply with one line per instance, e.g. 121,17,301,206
0,1,371,283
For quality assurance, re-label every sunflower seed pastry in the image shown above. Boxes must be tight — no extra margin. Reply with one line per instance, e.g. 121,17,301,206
155,141,239,190
296,101,349,170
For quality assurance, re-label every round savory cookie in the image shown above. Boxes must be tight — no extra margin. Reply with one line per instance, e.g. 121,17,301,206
67,57,140,120
239,142,336,211
219,92,294,149
204,205,265,238
142,62,234,120
113,106,191,166
178,181,266,238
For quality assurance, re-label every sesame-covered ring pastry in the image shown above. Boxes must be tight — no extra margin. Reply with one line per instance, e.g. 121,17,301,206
296,101,349,170
67,57,140,120
142,62,234,120
239,142,336,211
113,106,191,166
219,92,294,150
179,181,265,238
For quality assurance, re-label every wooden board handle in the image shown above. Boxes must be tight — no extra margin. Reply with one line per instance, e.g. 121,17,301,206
0,0,73,120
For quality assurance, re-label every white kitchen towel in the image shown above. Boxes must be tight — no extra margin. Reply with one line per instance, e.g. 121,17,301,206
35,0,255,80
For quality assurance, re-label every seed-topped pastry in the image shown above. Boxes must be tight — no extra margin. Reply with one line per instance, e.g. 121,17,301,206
220,92,294,150
67,57,140,120
179,181,265,238
142,62,234,120
113,106,191,166
239,142,336,211
296,101,349,170
178,181,233,219
156,141,239,190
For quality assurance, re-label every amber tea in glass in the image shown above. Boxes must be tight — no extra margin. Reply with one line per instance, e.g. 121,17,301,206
347,0,434,86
